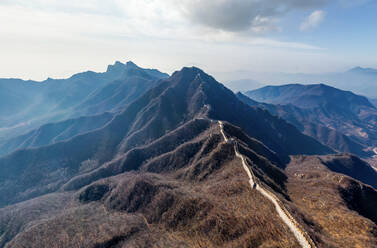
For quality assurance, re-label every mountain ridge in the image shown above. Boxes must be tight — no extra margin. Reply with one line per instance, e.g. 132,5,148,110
243,83,377,156
2,64,377,247
0,66,332,208
0,61,168,140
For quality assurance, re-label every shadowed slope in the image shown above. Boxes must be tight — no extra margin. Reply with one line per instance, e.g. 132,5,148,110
0,117,372,248
244,84,377,152
0,61,167,140
0,119,305,248
0,112,113,156
0,66,332,207
193,71,333,161
320,154,377,189
286,155,377,247
237,92,370,157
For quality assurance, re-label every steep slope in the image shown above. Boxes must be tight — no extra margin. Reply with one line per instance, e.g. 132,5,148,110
0,61,167,157
0,120,374,248
237,92,369,157
1,66,376,248
72,61,167,116
0,67,331,208
193,71,332,161
0,61,167,139
0,79,42,120
0,119,303,248
320,154,377,189
0,112,113,156
219,121,314,248
244,84,377,155
370,98,377,108
286,155,377,247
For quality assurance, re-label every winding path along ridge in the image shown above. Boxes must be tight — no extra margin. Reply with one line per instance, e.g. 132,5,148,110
218,121,315,248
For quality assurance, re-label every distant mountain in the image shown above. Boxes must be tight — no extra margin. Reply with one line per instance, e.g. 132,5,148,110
0,61,168,139
219,66,377,98
245,83,375,109
243,84,377,157
0,112,113,156
71,61,166,116
327,66,377,98
4,66,377,248
237,92,369,157
0,67,332,208
348,66,377,75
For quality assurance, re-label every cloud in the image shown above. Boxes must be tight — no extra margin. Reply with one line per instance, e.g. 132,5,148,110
176,0,332,33
0,0,330,80
0,0,325,49
0,0,333,38
300,10,326,31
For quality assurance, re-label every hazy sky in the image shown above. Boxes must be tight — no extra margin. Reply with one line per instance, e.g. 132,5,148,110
0,0,376,81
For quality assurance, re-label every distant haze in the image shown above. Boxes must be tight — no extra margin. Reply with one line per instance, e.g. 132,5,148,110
223,67,377,98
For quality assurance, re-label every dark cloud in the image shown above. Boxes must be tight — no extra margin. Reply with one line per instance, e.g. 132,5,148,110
179,0,332,32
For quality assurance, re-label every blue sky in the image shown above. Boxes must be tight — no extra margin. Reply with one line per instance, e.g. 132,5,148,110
281,1,377,58
0,0,376,81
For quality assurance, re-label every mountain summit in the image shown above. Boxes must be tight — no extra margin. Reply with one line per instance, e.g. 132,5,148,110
0,66,331,207
348,66,377,75
1,66,377,248
243,83,377,157
0,61,168,140
245,83,375,109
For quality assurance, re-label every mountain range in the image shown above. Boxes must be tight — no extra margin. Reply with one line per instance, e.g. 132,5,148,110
0,61,168,140
241,84,377,158
224,66,377,99
1,63,377,247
